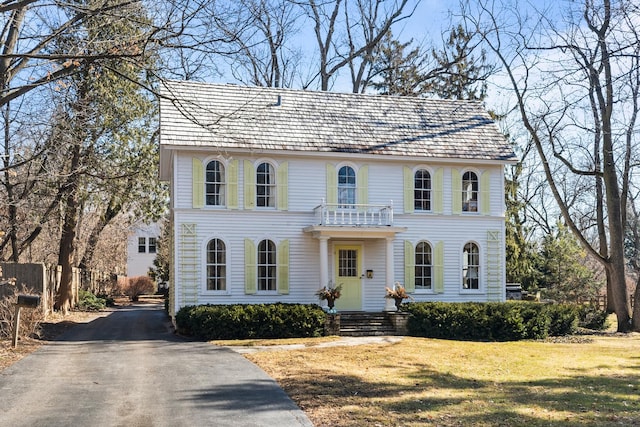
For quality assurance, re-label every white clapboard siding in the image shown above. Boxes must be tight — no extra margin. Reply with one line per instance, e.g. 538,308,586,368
169,151,509,312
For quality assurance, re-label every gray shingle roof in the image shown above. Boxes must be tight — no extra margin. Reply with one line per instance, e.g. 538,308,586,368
159,80,517,162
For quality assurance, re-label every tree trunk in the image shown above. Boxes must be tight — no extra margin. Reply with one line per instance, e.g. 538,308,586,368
2,101,19,262
596,1,631,330
55,143,82,314
631,274,640,331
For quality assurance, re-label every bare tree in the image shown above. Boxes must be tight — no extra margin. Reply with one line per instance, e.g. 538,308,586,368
1,1,170,312
0,0,192,261
207,0,303,87
463,0,640,331
302,0,415,91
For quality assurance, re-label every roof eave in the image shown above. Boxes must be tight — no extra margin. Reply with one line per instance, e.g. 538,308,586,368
158,142,518,165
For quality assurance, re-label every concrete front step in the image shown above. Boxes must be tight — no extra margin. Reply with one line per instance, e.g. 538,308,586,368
338,312,397,336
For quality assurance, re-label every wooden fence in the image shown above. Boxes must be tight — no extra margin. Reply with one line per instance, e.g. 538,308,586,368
0,262,121,314
581,295,635,311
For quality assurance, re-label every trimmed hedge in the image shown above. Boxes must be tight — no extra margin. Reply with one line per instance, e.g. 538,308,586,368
175,303,326,340
404,302,580,341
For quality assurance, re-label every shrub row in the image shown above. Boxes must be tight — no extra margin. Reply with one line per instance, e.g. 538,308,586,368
175,303,326,340
403,302,585,341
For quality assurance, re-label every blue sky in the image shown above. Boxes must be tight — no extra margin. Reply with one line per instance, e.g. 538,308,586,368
395,0,453,44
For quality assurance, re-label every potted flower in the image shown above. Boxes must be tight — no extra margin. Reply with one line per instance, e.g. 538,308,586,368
385,282,413,310
316,282,343,312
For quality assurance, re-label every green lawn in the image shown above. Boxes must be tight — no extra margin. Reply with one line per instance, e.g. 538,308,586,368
241,334,640,426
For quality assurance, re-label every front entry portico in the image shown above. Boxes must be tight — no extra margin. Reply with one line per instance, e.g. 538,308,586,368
304,224,407,310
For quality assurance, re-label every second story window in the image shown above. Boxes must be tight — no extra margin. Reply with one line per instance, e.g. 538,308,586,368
206,160,225,206
257,162,275,208
148,237,157,254
338,166,356,207
414,169,431,211
462,171,478,212
138,237,146,253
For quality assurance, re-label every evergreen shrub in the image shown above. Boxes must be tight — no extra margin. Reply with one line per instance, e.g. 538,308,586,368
95,293,115,307
404,301,579,341
77,290,107,311
576,304,609,330
175,303,326,340
545,304,579,336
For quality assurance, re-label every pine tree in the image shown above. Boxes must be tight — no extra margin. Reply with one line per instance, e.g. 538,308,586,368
369,32,426,96
426,24,490,101
504,160,538,289
538,223,603,303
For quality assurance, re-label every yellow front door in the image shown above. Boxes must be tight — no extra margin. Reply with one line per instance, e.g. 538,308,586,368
334,245,362,311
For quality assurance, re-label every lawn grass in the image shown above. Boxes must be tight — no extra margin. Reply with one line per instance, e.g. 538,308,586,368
244,334,640,426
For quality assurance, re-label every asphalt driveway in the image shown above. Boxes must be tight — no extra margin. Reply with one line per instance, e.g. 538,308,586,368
0,303,313,427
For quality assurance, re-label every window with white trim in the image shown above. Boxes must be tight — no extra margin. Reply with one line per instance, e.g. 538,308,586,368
138,237,146,253
257,162,275,208
463,242,480,290
148,237,157,254
414,169,431,211
258,239,276,291
338,165,356,207
415,241,432,290
462,171,478,212
206,238,226,291
206,160,225,206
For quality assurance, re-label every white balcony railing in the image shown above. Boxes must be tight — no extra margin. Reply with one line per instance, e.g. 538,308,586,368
313,202,394,226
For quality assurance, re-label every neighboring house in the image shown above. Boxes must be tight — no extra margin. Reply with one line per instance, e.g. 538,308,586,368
159,81,517,317
126,222,161,277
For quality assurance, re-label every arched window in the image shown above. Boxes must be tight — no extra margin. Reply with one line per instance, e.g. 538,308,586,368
256,162,275,207
206,161,225,206
462,171,478,212
338,165,356,207
415,241,432,289
414,169,431,211
206,239,226,291
463,242,480,289
258,239,276,291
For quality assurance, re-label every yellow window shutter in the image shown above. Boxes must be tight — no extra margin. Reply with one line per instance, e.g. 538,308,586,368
481,171,491,215
404,241,415,293
403,166,414,214
244,239,257,294
452,168,462,214
433,168,444,214
192,158,204,209
434,241,444,293
277,162,289,211
227,160,238,209
244,160,255,210
277,239,290,295
357,165,369,205
326,163,337,205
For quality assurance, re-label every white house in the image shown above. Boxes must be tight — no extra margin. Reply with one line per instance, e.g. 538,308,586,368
159,81,517,317
126,222,161,277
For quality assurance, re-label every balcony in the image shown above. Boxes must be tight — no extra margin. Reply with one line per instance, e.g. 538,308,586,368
312,203,394,226
304,201,405,241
